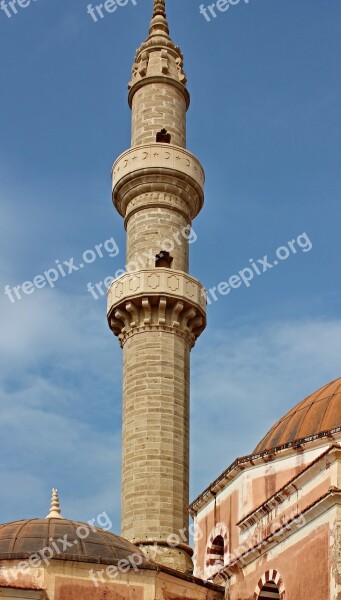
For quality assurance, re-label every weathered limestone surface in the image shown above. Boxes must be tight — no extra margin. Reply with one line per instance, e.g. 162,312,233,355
107,0,206,573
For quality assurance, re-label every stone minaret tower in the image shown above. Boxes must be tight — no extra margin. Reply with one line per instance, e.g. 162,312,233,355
107,0,206,573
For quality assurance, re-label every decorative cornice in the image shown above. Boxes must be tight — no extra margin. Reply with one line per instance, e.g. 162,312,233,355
112,144,204,186
189,427,341,516
112,143,204,221
215,489,341,579
107,269,206,349
237,444,341,531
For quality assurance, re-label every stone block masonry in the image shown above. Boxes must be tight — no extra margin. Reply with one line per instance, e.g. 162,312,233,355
108,0,206,573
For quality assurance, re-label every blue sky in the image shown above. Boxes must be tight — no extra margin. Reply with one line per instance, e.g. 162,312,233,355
0,0,340,532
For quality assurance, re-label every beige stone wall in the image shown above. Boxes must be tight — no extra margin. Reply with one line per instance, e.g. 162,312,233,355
121,330,190,545
0,558,223,600
110,152,205,571
126,198,189,272
131,83,187,148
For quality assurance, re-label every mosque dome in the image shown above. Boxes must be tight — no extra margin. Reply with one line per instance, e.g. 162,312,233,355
0,518,148,565
0,490,149,567
254,378,341,453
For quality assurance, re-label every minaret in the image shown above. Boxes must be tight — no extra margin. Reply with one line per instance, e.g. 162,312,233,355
107,0,206,573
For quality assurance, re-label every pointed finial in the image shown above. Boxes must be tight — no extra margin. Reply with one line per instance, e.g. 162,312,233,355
45,488,63,519
153,0,166,18
150,0,169,36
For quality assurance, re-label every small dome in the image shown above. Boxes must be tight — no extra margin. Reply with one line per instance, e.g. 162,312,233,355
254,378,341,453
0,519,149,565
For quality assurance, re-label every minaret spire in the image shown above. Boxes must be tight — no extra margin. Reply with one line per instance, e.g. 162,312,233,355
128,0,188,115
149,0,169,36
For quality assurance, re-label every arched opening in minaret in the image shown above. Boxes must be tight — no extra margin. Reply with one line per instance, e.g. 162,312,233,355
155,250,173,268
156,128,171,143
206,534,224,569
259,581,280,599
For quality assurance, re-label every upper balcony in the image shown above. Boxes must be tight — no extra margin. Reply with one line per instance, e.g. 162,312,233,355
112,143,205,221
107,268,207,348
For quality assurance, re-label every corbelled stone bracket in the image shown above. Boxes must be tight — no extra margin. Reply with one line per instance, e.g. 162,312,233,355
107,269,207,348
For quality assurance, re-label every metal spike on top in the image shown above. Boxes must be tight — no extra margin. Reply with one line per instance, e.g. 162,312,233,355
150,0,169,36
45,488,63,519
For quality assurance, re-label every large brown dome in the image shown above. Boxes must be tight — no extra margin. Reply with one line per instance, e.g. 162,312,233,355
0,518,149,565
254,378,341,453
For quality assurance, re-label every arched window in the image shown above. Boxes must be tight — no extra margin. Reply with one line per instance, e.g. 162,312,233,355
204,523,229,579
259,580,280,599
255,570,285,600
206,534,224,568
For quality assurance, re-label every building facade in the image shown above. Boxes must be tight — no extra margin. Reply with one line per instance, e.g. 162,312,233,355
190,379,341,599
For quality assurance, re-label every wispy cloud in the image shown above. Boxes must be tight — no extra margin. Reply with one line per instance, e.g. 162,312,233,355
190,319,341,499
0,285,122,527
1,176,340,533
2,268,340,529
